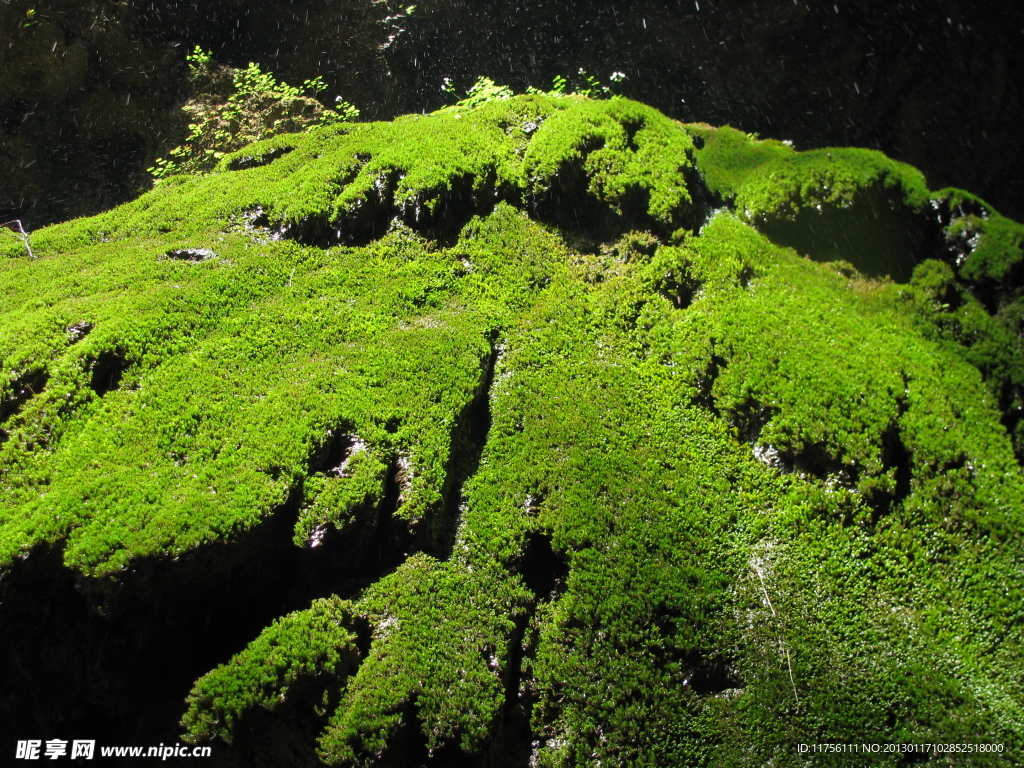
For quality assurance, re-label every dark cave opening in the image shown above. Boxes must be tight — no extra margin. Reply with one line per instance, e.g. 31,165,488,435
279,169,401,249
679,652,742,697
474,531,569,768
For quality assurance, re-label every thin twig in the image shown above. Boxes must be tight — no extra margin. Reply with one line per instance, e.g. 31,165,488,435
783,642,800,706
753,563,776,616
756,562,798,705
1,219,34,258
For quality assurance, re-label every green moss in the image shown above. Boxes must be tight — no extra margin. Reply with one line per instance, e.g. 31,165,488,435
1,226,31,259
691,124,930,219
318,555,529,763
932,187,1024,289
1,95,1022,765
522,97,696,227
963,214,1024,281
684,124,793,202
295,446,389,548
687,125,935,283
182,596,360,743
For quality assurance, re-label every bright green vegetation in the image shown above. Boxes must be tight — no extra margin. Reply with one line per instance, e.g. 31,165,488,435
689,123,931,218
1,94,1022,765
148,47,360,180
183,596,361,743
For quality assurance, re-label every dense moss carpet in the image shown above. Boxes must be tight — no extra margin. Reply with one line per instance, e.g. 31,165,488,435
2,95,1022,765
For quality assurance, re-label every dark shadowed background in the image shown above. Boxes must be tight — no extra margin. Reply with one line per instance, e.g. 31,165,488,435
2,0,1022,228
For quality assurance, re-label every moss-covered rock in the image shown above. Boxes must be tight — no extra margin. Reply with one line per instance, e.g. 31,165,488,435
1,95,1022,766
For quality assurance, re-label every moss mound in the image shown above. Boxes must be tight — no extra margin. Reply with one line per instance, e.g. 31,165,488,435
1,95,1023,766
